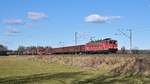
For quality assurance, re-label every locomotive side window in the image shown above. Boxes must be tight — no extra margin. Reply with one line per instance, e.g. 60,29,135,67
113,41,117,44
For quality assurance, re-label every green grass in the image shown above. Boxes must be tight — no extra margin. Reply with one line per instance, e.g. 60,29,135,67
0,55,150,84
0,56,84,84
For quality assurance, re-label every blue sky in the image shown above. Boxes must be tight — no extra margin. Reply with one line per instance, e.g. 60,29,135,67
0,0,150,50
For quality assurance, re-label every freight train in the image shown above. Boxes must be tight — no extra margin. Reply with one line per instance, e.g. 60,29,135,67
36,38,118,55
6,38,118,55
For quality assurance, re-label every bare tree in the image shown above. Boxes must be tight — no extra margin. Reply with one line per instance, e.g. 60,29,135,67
132,47,139,54
17,46,25,55
121,46,126,54
0,44,8,55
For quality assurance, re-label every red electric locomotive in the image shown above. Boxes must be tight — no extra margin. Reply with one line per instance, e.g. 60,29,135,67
85,38,118,53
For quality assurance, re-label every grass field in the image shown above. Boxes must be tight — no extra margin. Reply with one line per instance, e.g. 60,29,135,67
0,54,150,84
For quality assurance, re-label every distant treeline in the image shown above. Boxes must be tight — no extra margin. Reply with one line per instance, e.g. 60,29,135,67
0,44,150,56
118,46,150,54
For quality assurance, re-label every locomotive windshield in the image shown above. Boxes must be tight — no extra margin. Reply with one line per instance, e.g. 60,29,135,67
109,40,117,44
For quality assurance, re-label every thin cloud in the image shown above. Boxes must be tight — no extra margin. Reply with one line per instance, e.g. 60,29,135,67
27,12,48,20
25,23,34,28
3,18,24,25
85,14,122,23
5,28,21,36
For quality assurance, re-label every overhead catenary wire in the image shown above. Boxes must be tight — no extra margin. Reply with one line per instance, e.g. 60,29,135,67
116,29,133,54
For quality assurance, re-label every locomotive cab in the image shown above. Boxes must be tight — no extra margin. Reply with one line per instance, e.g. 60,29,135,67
107,40,118,53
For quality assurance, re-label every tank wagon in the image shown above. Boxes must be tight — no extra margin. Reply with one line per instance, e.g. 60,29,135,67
36,38,118,55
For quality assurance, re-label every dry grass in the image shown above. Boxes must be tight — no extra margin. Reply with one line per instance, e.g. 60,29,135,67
0,54,150,84
40,54,150,76
112,56,150,76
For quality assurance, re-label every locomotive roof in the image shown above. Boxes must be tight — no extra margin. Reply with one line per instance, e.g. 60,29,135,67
88,38,117,44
